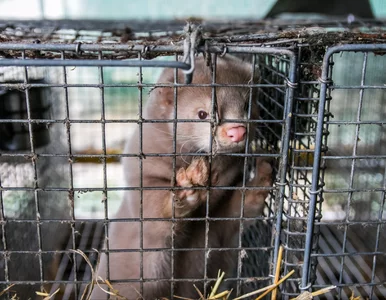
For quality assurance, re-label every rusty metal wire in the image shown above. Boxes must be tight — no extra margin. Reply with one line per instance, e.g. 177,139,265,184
0,19,385,60
0,19,386,300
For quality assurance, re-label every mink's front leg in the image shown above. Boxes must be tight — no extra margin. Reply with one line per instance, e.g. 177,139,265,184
163,157,211,218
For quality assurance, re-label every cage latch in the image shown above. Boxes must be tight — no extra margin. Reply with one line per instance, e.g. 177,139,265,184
182,23,202,84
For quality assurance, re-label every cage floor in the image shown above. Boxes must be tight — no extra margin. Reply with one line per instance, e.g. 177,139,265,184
316,223,386,299
47,222,386,299
49,222,104,300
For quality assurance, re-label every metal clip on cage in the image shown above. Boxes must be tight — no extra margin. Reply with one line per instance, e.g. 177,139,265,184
0,18,385,300
181,23,202,84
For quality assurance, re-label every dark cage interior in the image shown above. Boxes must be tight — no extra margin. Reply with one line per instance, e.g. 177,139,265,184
0,19,385,300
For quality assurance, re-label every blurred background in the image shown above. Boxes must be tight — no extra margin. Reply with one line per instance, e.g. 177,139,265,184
1,0,386,221
0,0,385,19
0,0,386,298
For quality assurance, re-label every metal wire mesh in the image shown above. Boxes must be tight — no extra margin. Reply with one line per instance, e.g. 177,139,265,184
0,50,292,299
309,45,386,300
0,19,385,300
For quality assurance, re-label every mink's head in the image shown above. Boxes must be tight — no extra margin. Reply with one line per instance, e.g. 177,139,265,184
146,55,260,154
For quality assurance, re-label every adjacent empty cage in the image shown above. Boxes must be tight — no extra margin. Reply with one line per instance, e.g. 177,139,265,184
306,44,386,299
0,19,385,300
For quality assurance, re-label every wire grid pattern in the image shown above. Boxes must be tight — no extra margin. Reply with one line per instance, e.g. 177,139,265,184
276,44,322,297
0,20,385,300
0,19,385,60
309,45,386,300
239,52,295,295
0,46,295,299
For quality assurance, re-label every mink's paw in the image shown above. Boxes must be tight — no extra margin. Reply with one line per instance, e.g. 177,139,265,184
175,157,210,206
177,157,209,187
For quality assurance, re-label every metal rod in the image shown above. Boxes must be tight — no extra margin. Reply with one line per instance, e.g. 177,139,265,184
0,59,191,68
300,43,386,290
272,50,297,278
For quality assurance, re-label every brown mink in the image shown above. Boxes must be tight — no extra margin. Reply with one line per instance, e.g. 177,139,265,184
91,54,273,299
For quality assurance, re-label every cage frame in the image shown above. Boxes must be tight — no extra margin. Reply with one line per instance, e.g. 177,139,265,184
0,40,299,298
0,19,386,299
301,43,386,298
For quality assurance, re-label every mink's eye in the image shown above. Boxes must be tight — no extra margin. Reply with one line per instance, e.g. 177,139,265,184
198,110,208,120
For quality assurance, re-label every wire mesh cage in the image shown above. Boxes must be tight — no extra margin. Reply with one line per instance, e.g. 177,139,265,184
310,45,386,299
0,18,385,300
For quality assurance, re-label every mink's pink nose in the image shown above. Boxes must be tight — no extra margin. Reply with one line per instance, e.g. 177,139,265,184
226,126,246,143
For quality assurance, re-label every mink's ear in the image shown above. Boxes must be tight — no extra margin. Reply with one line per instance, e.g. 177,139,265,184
151,67,182,107
146,68,179,118
157,67,177,84
151,86,173,107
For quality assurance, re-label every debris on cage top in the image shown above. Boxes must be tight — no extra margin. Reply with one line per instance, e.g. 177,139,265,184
0,19,385,59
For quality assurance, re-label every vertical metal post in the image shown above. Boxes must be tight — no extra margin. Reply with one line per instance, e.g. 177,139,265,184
272,53,297,273
138,51,145,296
170,53,179,297
300,44,386,290
22,50,45,293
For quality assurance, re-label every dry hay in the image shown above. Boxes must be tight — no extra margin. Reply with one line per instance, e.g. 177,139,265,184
1,246,339,300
